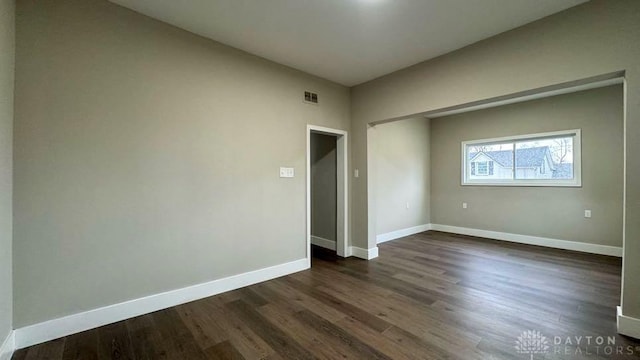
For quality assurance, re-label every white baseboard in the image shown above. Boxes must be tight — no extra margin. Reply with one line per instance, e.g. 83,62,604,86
617,306,640,339
348,246,379,260
377,224,431,244
311,236,377,260
430,224,622,257
14,258,309,350
0,331,14,360
311,235,336,250
309,237,377,260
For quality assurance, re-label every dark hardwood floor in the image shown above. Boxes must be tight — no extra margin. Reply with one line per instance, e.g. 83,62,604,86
13,231,640,359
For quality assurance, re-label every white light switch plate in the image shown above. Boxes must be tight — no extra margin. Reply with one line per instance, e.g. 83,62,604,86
280,167,294,178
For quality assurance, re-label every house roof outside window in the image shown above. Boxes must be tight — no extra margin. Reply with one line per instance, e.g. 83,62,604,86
469,146,553,168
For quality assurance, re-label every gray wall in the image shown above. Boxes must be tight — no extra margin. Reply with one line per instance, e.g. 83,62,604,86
13,0,350,327
311,133,337,242
431,86,623,246
373,117,430,236
0,0,14,344
350,0,640,318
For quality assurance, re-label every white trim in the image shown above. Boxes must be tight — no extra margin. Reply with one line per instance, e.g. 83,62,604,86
307,125,349,258
14,258,308,350
377,224,432,244
620,77,628,311
347,246,379,260
430,224,622,257
426,77,623,119
461,129,582,187
367,124,378,251
617,306,640,340
307,125,347,137
336,133,348,257
311,235,337,250
0,331,15,360
306,128,312,267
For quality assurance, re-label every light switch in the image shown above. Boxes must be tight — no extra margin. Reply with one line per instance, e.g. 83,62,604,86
584,210,592,218
280,167,294,178
354,169,359,178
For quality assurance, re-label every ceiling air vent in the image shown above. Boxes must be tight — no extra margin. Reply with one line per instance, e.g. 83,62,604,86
304,91,318,104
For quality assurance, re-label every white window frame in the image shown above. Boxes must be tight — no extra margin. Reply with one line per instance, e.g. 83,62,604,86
461,129,582,187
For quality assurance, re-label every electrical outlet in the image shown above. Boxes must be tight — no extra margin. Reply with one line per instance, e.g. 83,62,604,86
354,169,359,178
584,210,592,218
279,167,294,178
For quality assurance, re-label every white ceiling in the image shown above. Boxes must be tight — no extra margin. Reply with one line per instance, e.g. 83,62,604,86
110,0,587,86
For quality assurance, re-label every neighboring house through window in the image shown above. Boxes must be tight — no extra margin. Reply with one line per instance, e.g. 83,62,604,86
472,160,493,176
462,129,581,186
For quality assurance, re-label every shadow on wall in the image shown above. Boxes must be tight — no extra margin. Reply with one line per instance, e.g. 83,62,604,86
311,133,337,243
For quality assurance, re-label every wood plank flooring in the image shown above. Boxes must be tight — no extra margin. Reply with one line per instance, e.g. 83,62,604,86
13,231,640,359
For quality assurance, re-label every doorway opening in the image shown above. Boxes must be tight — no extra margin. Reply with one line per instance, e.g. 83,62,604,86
306,125,348,264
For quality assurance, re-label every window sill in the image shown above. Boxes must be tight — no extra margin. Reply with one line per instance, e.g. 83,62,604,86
461,181,581,187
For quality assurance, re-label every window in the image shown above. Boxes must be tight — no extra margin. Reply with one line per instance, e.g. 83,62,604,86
472,161,493,176
462,129,581,186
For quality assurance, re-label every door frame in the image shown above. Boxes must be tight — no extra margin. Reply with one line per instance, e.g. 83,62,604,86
307,125,348,262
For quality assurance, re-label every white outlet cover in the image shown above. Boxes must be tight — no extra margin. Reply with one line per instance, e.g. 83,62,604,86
279,167,294,178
